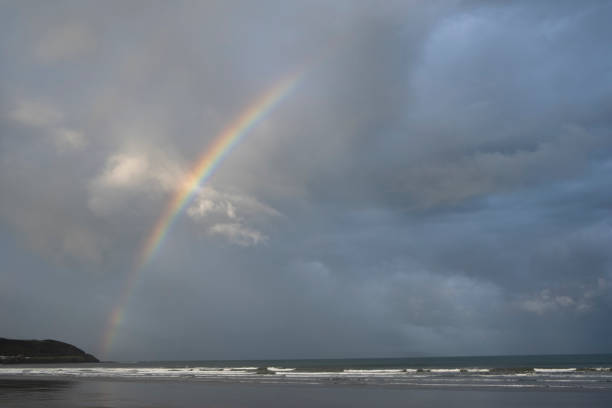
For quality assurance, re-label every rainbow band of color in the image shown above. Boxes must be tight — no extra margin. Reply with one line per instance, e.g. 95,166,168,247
139,72,301,269
99,72,302,357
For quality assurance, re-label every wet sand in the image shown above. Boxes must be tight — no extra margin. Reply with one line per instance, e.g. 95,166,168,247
2,378,612,408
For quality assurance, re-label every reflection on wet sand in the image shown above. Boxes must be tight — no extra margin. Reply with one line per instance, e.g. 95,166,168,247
0,379,74,402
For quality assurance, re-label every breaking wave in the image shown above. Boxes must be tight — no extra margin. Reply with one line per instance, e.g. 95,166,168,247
1,364,611,389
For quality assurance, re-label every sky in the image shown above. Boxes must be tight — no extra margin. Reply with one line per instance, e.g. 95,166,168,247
1,0,611,361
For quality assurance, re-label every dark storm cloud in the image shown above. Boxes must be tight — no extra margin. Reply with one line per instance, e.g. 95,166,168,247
1,0,611,360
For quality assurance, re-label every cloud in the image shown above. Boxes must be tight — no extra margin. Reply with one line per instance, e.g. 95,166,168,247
7,99,86,152
396,125,597,208
1,0,612,359
98,154,149,188
88,148,183,216
187,186,278,246
519,290,583,315
9,100,63,127
209,223,266,247
88,146,277,246
61,226,104,264
518,278,610,315
187,187,281,220
54,127,86,152
35,22,95,62
360,265,503,330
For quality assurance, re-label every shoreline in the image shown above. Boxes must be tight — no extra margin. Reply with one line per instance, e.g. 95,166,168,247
2,377,612,408
2,374,612,392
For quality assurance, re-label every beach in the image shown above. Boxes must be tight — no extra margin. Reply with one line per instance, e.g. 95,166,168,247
2,355,612,407
2,378,612,408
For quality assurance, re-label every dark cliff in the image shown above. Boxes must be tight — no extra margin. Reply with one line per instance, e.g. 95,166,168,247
0,338,99,364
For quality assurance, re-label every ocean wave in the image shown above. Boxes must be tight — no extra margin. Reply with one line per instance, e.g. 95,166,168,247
534,368,576,373
0,366,604,378
1,364,611,390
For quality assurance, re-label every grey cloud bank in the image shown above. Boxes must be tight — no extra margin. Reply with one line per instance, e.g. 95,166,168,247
1,0,611,361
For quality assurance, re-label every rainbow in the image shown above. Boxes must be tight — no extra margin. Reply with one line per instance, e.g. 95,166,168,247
137,72,301,269
99,72,303,357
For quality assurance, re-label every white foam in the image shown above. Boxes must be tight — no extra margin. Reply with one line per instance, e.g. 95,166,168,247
2,364,609,389
534,368,576,373
0,367,259,379
282,371,337,377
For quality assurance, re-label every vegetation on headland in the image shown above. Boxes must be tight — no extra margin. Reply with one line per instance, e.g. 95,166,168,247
0,337,99,364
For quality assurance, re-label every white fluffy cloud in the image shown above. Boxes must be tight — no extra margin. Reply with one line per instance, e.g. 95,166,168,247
209,223,266,247
187,187,279,246
88,149,183,215
89,149,277,247
97,154,150,188
187,187,280,219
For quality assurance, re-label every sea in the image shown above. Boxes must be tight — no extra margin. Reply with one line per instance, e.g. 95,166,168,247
1,354,612,407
